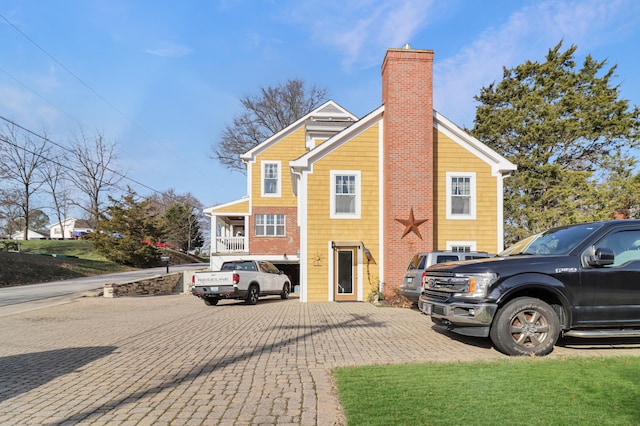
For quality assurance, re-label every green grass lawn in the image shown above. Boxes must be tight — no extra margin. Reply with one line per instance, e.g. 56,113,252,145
0,239,206,287
0,240,135,287
334,356,640,425
18,239,110,260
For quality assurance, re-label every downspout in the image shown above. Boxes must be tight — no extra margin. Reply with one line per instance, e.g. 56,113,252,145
290,165,307,302
290,166,301,197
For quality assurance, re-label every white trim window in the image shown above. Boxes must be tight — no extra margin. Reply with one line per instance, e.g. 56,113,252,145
330,171,361,218
255,214,286,237
446,172,476,220
261,161,281,197
446,241,477,252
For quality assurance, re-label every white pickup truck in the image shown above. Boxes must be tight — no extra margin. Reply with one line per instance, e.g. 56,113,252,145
191,260,291,306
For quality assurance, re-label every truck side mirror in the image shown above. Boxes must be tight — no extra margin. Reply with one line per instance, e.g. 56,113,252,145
586,247,615,267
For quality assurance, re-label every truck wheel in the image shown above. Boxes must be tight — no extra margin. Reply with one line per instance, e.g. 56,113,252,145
245,285,259,305
281,283,290,300
489,297,560,356
203,297,219,306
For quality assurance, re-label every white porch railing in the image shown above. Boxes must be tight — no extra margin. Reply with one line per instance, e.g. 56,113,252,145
215,236,246,253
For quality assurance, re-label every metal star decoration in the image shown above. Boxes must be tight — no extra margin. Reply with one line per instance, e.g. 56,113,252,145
395,208,428,239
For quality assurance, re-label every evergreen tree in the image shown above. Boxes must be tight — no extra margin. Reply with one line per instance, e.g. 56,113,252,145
161,202,204,252
90,188,161,267
472,41,640,244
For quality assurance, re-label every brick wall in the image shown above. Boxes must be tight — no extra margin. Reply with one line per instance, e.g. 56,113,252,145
249,206,299,256
381,47,435,292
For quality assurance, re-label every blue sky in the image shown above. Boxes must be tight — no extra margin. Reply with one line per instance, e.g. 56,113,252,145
1,0,640,212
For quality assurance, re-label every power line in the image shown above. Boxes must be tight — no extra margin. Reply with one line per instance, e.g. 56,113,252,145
0,115,177,202
0,13,151,139
0,66,84,129
0,12,212,190
0,66,176,201
0,115,203,216
0,131,204,242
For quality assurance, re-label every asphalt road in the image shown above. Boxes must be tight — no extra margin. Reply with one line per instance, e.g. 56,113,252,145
0,263,206,316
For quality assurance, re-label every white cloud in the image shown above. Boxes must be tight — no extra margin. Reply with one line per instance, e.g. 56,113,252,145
377,0,432,48
0,84,61,129
285,0,433,70
33,65,60,92
433,0,640,128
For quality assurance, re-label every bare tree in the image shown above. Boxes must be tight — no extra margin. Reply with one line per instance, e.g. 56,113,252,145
211,78,329,172
0,124,50,240
146,188,202,215
42,149,72,239
147,189,205,251
0,189,22,238
68,129,124,223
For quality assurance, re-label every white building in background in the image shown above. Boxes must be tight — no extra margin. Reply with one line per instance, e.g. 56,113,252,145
11,229,46,240
48,218,94,239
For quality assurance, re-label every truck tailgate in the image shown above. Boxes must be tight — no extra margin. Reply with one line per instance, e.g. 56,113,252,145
194,271,234,286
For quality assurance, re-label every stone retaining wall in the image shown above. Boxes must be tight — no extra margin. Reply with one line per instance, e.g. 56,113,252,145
103,272,183,297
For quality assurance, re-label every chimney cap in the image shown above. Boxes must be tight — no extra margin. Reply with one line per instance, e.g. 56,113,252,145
403,43,411,49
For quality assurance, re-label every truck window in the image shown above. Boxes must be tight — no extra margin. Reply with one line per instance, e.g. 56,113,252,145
220,263,235,271
263,263,280,274
436,255,459,263
596,230,640,266
465,255,487,260
407,254,423,270
501,222,603,256
221,261,256,271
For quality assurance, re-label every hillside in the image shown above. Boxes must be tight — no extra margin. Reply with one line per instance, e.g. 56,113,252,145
0,240,206,288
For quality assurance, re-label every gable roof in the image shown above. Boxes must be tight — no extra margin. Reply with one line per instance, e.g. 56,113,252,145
11,229,46,239
48,217,77,228
288,106,516,195
204,196,250,215
73,219,94,229
290,105,384,172
434,111,517,175
48,218,95,229
289,105,384,196
240,100,357,163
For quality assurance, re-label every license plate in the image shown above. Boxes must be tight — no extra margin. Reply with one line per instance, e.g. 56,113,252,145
421,303,432,315
210,286,218,292
407,277,413,283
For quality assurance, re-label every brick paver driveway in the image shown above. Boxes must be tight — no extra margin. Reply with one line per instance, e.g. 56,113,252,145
2,294,640,425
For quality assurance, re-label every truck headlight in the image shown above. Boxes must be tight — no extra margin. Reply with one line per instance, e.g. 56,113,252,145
455,272,497,298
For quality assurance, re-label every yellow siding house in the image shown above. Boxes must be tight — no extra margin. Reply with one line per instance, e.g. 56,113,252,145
205,46,516,302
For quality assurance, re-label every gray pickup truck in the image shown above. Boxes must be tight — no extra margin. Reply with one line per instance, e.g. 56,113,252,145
401,251,492,303
192,260,291,306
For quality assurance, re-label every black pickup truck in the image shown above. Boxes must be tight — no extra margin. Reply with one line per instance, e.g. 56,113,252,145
418,220,640,356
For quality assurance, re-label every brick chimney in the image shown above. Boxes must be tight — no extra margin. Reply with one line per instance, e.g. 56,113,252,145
381,46,434,292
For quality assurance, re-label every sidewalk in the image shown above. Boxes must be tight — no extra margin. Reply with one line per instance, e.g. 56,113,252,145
1,294,639,425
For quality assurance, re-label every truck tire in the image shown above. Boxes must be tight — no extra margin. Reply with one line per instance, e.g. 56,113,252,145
489,297,560,356
203,297,219,306
245,284,259,305
281,283,290,300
